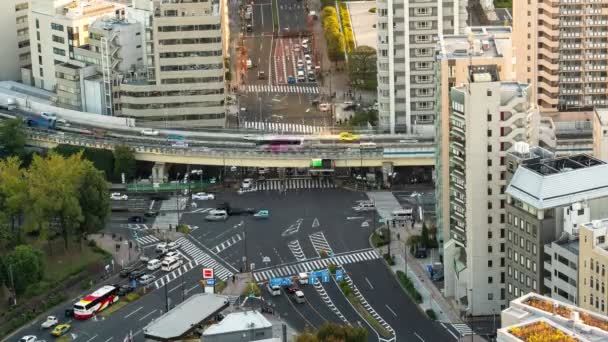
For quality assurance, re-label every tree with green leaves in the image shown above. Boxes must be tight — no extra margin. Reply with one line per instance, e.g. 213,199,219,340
0,118,26,157
297,323,367,342
0,157,28,251
0,245,44,295
113,145,136,182
54,144,114,179
77,161,110,236
348,45,377,90
25,152,85,249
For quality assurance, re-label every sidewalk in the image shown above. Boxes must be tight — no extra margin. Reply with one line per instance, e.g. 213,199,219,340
373,225,463,324
91,233,141,269
221,272,252,297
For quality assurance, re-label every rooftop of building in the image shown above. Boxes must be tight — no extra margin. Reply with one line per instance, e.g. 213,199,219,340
553,236,580,255
143,293,229,340
500,293,608,342
437,26,512,60
31,0,125,20
596,109,608,125
90,16,133,31
581,220,608,253
506,151,608,210
508,144,554,162
202,311,272,336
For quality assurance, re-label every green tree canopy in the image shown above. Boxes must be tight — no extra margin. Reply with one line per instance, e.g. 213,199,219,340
297,323,367,342
54,144,114,179
0,245,44,295
348,45,377,88
0,118,26,157
0,157,27,250
78,161,110,236
113,145,136,182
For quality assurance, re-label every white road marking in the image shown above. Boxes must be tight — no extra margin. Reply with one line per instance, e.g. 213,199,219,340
364,277,374,289
85,334,98,342
103,338,113,342
385,304,397,317
149,200,155,210
139,309,157,321
440,322,459,340
169,283,182,293
414,332,425,342
124,306,144,318
186,284,199,294
347,216,365,220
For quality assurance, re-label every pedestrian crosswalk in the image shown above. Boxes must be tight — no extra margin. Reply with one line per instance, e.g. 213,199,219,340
243,121,324,134
135,234,159,246
188,207,214,214
211,234,243,254
287,240,307,261
153,260,197,289
309,231,333,256
451,323,474,336
256,178,335,191
253,249,379,283
240,84,320,94
175,237,234,280
127,223,150,230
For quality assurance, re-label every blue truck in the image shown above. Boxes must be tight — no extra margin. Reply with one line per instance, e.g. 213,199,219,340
25,116,56,129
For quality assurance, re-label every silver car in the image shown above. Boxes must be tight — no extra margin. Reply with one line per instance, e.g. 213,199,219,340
139,274,156,285
205,209,228,221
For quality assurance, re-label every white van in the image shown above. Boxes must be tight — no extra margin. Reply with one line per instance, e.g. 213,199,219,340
147,259,161,271
297,70,305,82
353,202,375,211
392,208,413,221
246,59,253,69
294,290,305,304
298,272,309,285
267,284,281,296
161,257,183,272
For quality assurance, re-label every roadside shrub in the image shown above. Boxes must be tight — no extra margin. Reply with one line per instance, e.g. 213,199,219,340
396,271,422,304
242,282,261,297
319,249,329,258
426,309,437,320
176,224,191,234
338,280,353,297
328,263,337,274
383,253,395,266
215,281,227,294
125,293,140,302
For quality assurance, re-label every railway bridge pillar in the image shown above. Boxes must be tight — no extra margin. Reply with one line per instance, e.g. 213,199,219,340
152,162,169,184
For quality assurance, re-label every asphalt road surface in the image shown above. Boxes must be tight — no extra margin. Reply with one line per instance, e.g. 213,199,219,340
277,0,308,33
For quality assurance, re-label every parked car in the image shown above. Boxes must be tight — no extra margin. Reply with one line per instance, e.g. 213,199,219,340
118,284,135,296
140,129,159,136
242,178,253,189
167,241,180,251
192,192,215,200
139,274,156,285
40,316,58,329
51,324,71,337
147,259,162,271
110,192,128,201
20,336,37,342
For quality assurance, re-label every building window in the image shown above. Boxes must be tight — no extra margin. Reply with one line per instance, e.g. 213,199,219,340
487,90,492,96
488,293,494,300
53,47,66,56
533,262,537,272
533,280,537,290
508,265,512,276
36,31,40,41
488,260,493,267
416,7,430,16
488,276,493,284
488,216,493,224
51,23,64,31
36,19,39,29
487,129,492,137
508,283,512,294
488,245,493,253
52,35,65,44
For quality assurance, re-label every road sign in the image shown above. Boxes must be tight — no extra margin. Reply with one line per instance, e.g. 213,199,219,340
336,269,344,281
270,277,292,287
262,256,271,263
322,273,330,283
206,278,216,286
203,268,214,279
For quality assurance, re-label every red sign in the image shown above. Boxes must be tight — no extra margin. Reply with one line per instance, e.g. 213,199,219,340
203,268,214,279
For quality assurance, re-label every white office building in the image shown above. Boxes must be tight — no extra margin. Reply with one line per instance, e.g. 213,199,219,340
0,0,31,81
375,0,468,133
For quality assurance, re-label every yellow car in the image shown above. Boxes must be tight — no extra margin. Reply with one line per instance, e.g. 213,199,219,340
51,324,71,337
338,132,360,142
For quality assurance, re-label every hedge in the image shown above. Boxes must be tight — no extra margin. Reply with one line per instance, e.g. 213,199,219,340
396,271,423,304
322,7,346,62
338,3,355,53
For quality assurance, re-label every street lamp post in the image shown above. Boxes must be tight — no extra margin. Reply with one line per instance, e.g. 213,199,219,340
469,288,474,342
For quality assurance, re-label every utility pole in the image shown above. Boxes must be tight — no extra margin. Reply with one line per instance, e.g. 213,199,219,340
176,172,181,227
165,280,169,312
242,221,248,272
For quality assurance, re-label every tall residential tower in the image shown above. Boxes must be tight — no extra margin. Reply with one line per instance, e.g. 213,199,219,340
375,0,468,133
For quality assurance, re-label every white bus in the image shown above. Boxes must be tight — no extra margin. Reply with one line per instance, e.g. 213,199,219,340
73,285,119,320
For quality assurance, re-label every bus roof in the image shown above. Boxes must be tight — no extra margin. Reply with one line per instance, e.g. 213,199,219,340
81,285,117,302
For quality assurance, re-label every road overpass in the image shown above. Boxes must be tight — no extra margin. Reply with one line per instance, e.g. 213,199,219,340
26,130,434,168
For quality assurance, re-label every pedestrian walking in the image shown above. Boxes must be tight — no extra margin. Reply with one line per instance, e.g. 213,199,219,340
232,275,236,283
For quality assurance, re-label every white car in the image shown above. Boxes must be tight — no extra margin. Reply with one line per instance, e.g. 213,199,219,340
297,59,304,69
139,274,156,285
192,192,215,200
304,54,311,62
40,316,58,329
242,178,253,189
164,251,180,260
167,241,180,251
40,112,56,120
140,129,159,136
318,103,330,112
110,192,128,201
156,242,168,252
20,336,37,342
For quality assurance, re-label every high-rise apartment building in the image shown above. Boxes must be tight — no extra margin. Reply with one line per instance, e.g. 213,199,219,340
443,71,540,316
513,0,608,111
0,0,31,81
579,219,608,316
375,0,468,134
504,150,608,305
435,26,519,251
29,0,126,91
